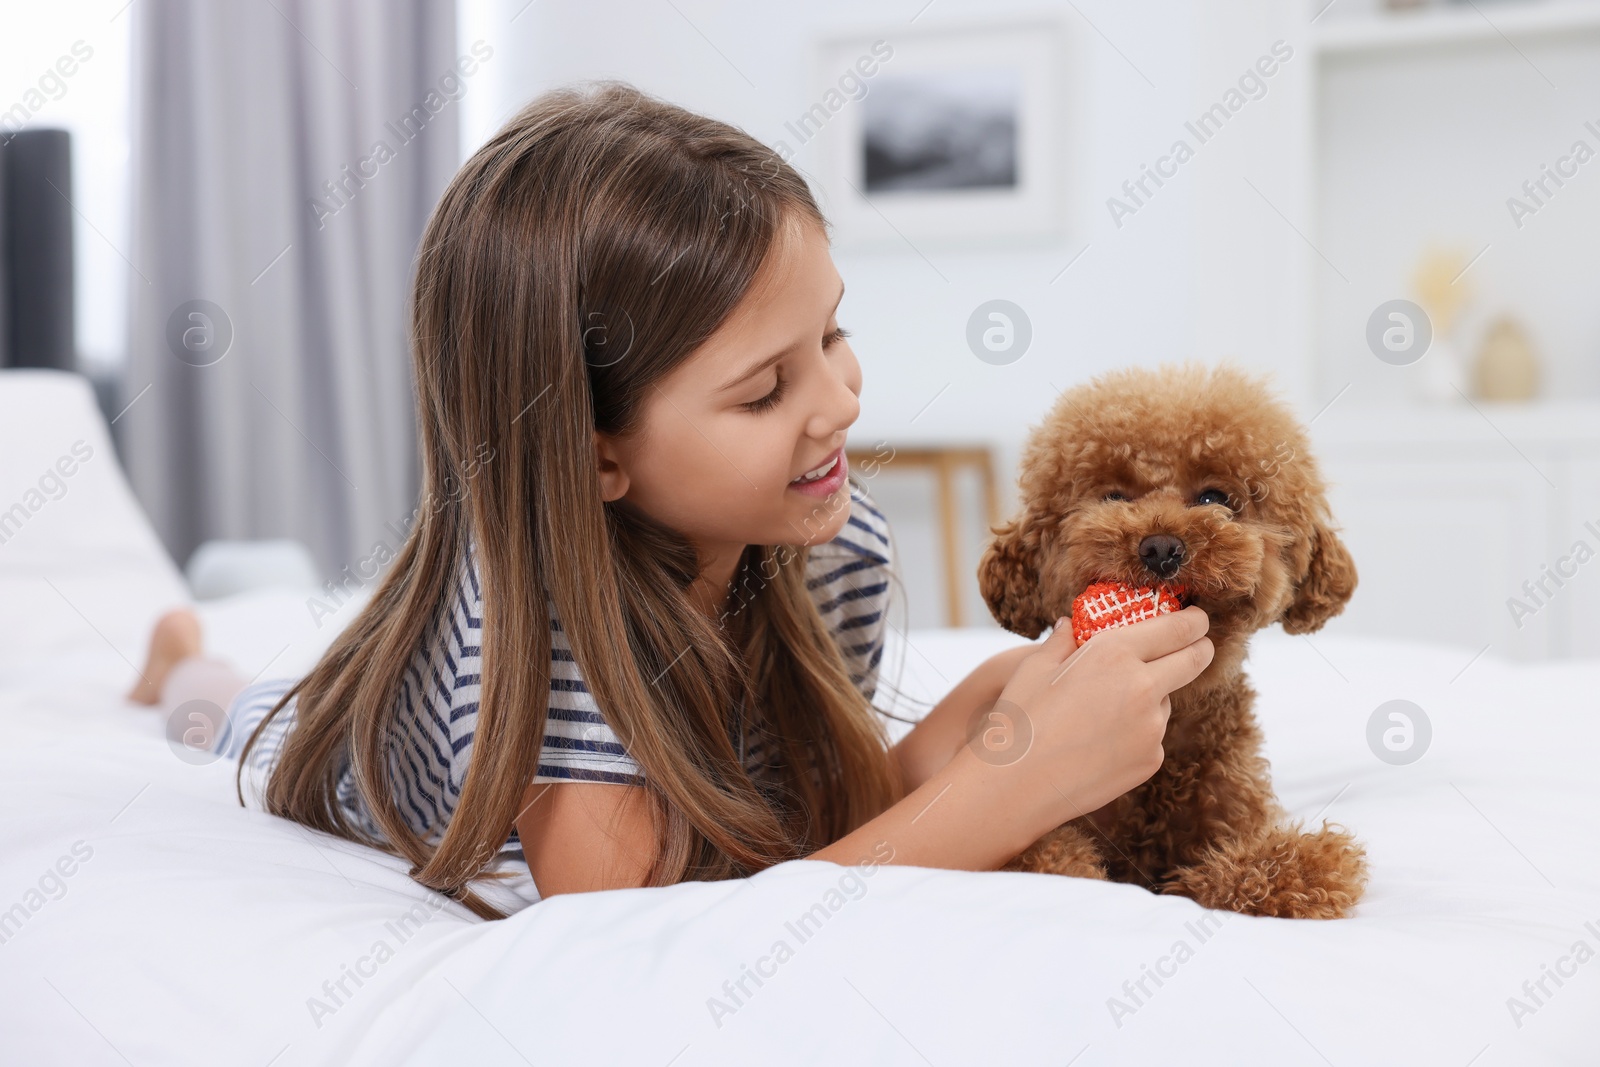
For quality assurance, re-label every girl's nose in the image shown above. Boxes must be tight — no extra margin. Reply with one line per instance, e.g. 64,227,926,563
812,356,864,441
806,373,860,441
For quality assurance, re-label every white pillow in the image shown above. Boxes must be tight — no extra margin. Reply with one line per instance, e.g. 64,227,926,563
0,370,188,702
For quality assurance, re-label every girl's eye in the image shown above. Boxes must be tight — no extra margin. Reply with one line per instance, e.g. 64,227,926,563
742,371,788,413
1195,487,1232,508
742,328,846,413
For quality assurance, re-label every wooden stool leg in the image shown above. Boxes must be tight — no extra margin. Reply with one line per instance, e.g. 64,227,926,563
981,450,1000,532
936,454,961,627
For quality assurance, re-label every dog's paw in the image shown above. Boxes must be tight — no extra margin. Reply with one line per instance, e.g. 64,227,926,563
1001,823,1108,879
1160,823,1369,919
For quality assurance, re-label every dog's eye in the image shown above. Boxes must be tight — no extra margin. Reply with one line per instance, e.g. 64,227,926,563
1103,490,1128,502
1195,487,1232,509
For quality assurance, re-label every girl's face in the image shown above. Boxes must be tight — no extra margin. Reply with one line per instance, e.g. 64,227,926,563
596,217,862,569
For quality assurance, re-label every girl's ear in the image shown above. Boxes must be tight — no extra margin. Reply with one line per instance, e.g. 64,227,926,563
1280,519,1357,635
594,431,630,502
978,509,1053,639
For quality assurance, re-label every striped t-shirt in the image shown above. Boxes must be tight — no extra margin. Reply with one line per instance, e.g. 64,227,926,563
217,480,895,855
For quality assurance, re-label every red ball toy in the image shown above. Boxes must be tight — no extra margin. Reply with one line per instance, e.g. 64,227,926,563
1070,581,1187,644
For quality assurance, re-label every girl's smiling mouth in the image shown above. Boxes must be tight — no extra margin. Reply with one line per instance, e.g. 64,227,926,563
788,446,847,497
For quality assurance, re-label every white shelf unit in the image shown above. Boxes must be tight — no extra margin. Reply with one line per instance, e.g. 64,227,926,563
1311,0,1600,54
1310,402,1600,662
1293,1,1600,659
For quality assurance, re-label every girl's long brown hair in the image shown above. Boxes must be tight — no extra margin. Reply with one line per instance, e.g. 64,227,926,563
238,81,906,919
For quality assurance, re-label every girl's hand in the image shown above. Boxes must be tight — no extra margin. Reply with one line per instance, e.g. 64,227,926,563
813,606,1214,876
977,605,1213,838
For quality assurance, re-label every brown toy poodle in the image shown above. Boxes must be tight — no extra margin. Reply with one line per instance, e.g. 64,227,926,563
978,361,1369,919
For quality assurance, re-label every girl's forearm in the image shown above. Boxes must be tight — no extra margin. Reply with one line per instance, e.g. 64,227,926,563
889,645,1032,793
812,743,1055,873
812,645,1050,874
890,689,988,796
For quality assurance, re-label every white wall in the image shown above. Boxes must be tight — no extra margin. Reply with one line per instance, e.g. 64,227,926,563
457,0,1314,629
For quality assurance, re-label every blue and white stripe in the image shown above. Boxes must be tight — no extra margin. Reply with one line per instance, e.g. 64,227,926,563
219,480,895,851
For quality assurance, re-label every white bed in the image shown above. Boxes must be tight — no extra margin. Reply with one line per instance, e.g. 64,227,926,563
3,370,1597,1066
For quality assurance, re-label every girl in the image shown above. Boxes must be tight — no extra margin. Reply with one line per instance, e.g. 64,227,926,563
132,82,1213,920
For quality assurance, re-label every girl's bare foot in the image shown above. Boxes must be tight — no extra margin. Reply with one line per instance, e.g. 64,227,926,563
127,608,203,705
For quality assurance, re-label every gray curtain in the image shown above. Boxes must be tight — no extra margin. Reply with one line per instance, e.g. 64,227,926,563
124,0,461,585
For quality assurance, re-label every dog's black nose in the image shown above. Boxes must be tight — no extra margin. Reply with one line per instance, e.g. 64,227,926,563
1139,534,1186,579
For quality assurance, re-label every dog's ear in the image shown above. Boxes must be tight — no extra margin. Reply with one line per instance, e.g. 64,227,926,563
979,509,1054,639
1280,519,1357,635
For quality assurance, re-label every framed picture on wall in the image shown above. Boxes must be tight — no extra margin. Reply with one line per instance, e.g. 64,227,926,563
801,17,1072,250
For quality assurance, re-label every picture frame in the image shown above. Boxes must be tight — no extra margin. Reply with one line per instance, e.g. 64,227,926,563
801,16,1072,250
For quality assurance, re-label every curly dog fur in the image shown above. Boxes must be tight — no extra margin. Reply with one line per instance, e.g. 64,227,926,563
978,361,1369,919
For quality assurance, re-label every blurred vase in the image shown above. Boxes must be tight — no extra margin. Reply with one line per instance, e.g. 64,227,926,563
1415,333,1468,403
1473,316,1539,401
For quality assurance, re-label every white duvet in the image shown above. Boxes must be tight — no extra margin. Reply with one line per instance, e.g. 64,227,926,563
2,371,1597,1066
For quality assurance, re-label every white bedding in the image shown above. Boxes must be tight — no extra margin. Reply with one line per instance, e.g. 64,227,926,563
3,370,1598,1066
